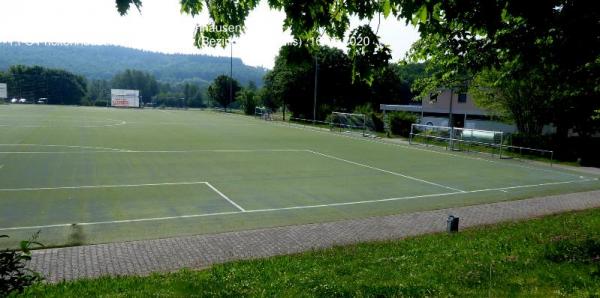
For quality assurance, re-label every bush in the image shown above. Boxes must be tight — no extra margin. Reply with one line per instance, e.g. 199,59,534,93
93,100,108,107
509,134,600,166
353,104,385,133
1,232,44,296
238,93,257,115
545,237,600,264
388,111,418,137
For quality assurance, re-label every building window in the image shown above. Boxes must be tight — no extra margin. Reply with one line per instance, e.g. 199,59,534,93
429,93,438,103
458,93,467,103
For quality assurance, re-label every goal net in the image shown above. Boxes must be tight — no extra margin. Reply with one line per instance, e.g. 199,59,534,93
409,123,555,164
255,107,272,120
329,112,376,137
409,123,504,155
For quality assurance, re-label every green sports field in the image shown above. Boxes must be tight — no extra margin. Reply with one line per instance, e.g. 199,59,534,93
0,105,598,247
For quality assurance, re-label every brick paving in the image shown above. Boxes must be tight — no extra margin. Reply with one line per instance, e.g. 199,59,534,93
29,190,600,283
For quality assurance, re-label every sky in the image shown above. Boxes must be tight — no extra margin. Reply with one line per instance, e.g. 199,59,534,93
0,0,421,69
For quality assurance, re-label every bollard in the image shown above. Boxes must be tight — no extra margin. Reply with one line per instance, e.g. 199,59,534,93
447,215,459,233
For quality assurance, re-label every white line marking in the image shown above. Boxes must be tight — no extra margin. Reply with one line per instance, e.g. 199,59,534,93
0,151,122,154
0,145,304,154
306,149,466,193
205,182,246,212
0,144,128,152
265,120,587,180
0,181,210,192
0,178,596,231
0,211,243,231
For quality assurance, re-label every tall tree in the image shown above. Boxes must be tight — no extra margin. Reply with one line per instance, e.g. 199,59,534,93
207,75,240,111
237,82,258,115
85,79,111,104
3,65,87,105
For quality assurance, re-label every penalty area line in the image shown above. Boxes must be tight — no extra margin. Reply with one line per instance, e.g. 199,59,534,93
0,181,211,192
305,149,466,193
204,182,246,212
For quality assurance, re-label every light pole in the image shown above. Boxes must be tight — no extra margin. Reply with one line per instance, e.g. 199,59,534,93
229,40,236,112
313,54,318,124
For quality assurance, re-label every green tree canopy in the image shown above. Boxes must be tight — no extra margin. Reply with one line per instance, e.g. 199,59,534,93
1,65,87,105
263,45,414,119
208,75,241,110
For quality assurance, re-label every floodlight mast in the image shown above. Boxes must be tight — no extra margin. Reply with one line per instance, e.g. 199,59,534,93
229,41,234,113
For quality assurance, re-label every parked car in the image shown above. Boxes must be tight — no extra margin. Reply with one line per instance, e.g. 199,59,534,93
10,98,18,103
19,98,27,103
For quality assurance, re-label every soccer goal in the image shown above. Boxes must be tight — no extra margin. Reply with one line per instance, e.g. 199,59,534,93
409,123,504,156
409,123,555,164
329,112,376,137
255,106,272,121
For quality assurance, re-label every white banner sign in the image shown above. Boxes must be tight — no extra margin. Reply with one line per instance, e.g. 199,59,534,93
0,83,7,99
111,89,140,108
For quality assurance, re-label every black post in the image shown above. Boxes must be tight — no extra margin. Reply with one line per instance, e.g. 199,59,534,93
447,215,459,233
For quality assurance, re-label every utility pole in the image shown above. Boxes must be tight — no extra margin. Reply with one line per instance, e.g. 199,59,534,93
229,40,235,113
448,88,455,150
313,54,318,124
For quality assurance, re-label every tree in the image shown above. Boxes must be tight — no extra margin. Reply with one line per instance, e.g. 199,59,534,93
237,83,258,115
407,1,600,137
2,65,87,105
111,69,159,104
470,66,553,137
183,82,204,108
370,64,413,107
207,75,240,111
85,79,111,105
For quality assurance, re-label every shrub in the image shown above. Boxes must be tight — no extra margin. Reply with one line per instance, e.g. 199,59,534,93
93,100,108,107
388,111,418,137
0,232,44,296
353,104,385,132
545,237,600,264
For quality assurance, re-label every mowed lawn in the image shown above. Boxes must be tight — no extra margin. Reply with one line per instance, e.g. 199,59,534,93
18,209,600,297
0,105,598,247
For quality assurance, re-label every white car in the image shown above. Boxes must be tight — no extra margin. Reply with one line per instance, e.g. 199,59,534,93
19,98,27,103
10,98,18,103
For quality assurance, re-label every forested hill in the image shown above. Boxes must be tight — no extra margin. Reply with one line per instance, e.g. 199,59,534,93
0,43,267,85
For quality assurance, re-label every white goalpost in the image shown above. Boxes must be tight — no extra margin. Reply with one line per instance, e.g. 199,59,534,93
408,123,555,165
409,123,504,154
255,106,272,120
329,112,375,137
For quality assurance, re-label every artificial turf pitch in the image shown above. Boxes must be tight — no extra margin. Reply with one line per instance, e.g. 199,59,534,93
0,104,598,247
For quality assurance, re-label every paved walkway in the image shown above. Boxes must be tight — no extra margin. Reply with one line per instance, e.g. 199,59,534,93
29,190,600,283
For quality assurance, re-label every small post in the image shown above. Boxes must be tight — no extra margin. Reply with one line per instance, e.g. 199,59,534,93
498,133,503,159
447,215,459,233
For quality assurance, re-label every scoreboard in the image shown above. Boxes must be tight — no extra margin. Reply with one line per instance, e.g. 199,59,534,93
111,89,140,108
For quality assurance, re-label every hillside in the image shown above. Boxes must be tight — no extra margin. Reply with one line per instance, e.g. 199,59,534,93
0,43,267,85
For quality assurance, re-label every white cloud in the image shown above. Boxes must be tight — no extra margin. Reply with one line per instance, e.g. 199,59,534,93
0,0,420,68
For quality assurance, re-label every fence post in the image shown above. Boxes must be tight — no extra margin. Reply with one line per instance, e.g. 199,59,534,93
498,133,504,159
